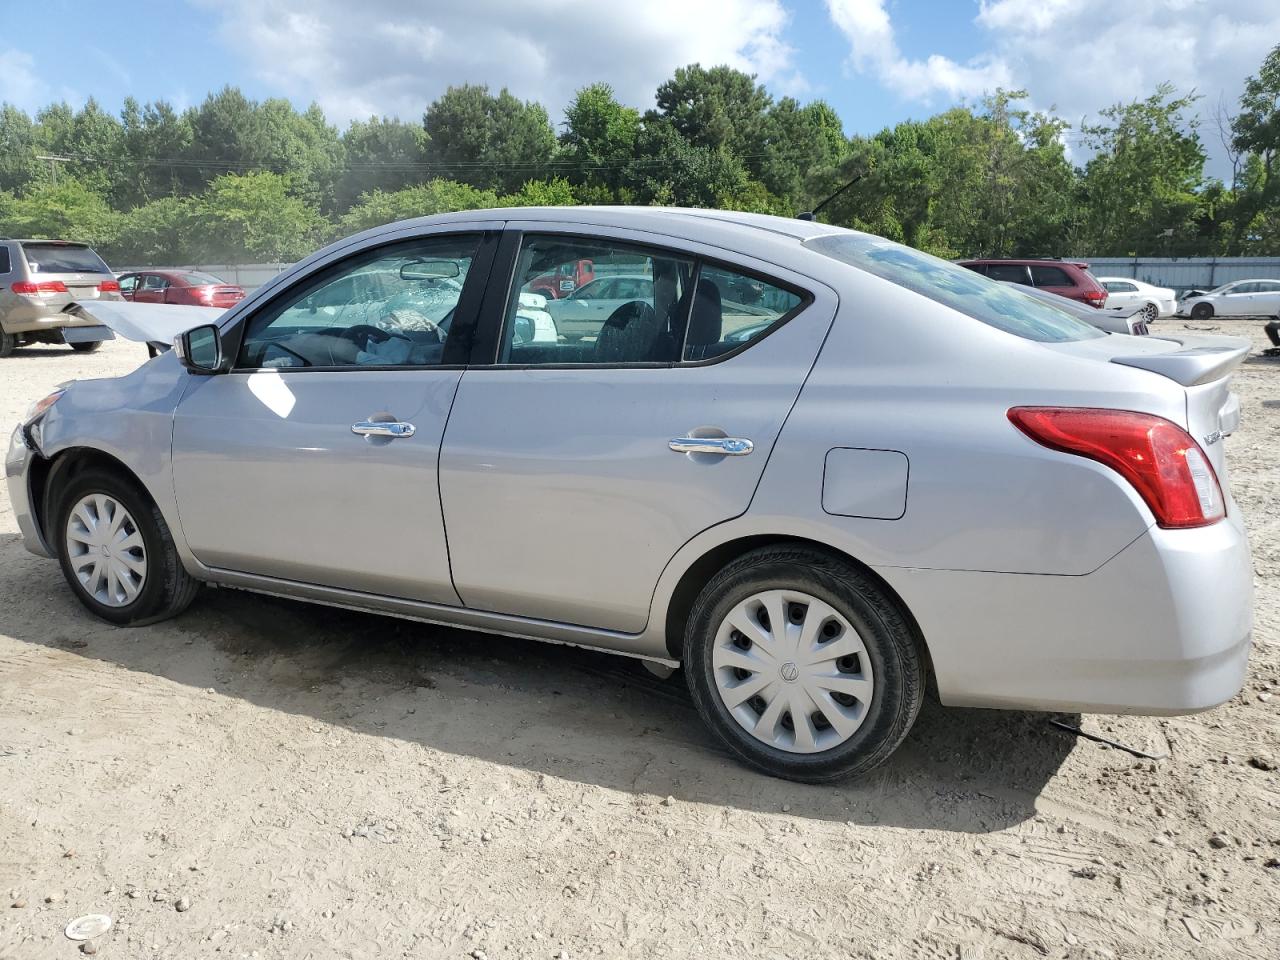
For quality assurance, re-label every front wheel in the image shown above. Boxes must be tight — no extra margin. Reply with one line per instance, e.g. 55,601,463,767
1190,302,1214,321
55,468,199,625
684,546,923,782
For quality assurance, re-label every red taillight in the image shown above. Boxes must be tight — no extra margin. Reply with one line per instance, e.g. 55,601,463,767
1008,407,1225,528
1083,290,1106,308
11,280,68,295
98,279,120,293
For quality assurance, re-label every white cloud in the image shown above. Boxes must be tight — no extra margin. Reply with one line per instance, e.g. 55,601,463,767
197,0,801,126
0,48,49,111
824,0,1012,102
826,0,1280,173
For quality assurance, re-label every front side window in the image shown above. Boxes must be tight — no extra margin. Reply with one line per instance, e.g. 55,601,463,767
506,236,693,364
806,232,1103,343
237,235,480,369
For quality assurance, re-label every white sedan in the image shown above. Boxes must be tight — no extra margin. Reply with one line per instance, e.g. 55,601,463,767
1180,279,1280,320
1096,277,1177,322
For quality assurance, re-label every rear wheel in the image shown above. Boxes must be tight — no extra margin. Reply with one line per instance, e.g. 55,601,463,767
0,328,19,357
55,468,199,625
1140,302,1159,323
1190,302,1214,321
69,340,102,353
684,546,923,782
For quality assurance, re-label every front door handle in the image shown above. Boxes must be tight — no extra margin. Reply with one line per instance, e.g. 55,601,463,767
669,437,754,456
352,420,416,439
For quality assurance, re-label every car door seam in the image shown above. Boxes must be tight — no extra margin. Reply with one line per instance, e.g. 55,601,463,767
437,370,468,608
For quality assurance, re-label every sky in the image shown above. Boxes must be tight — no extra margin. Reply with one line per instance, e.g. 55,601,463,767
3,0,1278,178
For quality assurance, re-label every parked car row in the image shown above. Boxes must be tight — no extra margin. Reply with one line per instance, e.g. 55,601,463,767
1179,279,1280,320
1,238,251,359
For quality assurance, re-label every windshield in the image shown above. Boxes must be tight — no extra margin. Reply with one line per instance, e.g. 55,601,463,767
21,243,111,274
806,233,1103,342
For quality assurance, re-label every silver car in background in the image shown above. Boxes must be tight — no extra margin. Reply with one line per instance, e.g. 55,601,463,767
5,208,1254,781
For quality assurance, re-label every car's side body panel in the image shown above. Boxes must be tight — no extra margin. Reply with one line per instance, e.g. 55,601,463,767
439,220,837,633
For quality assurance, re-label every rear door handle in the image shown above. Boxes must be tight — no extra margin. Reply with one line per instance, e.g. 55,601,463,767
352,420,416,439
669,437,753,456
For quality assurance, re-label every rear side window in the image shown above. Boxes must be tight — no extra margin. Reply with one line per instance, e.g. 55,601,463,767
685,265,803,361
806,233,1103,343
0,247,10,274
1030,265,1074,286
987,264,1030,284
20,243,110,274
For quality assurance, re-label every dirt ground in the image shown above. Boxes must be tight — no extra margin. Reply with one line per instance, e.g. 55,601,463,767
1,325,1277,960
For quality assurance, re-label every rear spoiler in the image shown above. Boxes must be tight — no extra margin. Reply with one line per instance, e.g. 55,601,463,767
1110,334,1250,387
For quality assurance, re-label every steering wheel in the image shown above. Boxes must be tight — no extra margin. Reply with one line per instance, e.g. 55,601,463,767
340,323,411,350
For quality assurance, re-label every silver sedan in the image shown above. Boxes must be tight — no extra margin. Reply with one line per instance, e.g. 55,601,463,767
4,208,1254,782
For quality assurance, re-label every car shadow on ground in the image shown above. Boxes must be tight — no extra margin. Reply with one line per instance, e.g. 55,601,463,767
3,554,1079,834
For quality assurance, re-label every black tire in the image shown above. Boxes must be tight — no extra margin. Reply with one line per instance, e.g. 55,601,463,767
69,340,102,353
1190,302,1214,321
684,546,923,783
0,328,19,357
54,467,200,626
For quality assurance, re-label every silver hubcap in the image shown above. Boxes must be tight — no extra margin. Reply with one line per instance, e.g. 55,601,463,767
712,590,875,754
1143,303,1158,321
65,494,147,607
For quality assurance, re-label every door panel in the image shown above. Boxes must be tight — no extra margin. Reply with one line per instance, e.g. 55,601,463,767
173,371,463,602
440,288,835,633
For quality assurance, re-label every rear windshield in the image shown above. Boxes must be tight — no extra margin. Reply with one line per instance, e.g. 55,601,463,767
21,243,111,275
805,233,1103,343
177,271,226,286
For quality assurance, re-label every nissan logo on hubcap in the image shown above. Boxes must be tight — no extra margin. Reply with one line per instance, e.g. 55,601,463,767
780,662,800,682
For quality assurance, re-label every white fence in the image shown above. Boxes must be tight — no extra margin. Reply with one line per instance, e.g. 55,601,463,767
1083,257,1280,295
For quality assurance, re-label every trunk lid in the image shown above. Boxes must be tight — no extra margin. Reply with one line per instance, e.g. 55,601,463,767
1050,332,1248,477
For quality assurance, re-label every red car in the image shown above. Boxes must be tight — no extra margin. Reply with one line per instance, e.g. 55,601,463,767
957,258,1108,308
117,270,246,309
527,258,595,300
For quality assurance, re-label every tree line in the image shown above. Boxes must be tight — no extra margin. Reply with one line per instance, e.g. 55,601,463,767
0,45,1277,267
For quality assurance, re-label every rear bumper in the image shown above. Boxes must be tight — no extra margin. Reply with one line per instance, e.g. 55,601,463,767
4,424,53,558
879,513,1254,714
2,302,112,334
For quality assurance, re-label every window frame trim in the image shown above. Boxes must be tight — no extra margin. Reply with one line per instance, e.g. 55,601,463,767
474,227,815,371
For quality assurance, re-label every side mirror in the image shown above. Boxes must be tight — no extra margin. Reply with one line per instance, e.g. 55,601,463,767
174,324,224,374
511,315,534,346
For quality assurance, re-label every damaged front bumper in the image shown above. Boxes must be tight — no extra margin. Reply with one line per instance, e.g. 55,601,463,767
5,422,53,558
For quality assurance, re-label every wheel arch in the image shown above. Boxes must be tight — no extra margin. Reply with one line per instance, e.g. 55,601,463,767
34,446,157,552
660,533,933,680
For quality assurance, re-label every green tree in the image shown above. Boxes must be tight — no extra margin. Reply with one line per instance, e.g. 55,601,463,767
338,117,429,204
501,177,578,207
560,83,639,197
1078,84,1206,256
115,98,195,207
422,85,557,193
0,177,120,247
1230,42,1280,251
651,64,772,160
190,171,328,262
106,196,196,265
0,105,41,194
338,179,502,233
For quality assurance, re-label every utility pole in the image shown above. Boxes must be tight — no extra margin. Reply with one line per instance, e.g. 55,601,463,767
35,154,73,184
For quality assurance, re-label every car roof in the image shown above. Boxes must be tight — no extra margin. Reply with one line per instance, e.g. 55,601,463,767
355,205,840,243
12,238,94,247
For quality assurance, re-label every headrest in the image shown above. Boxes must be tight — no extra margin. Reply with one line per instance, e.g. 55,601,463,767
686,279,723,348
